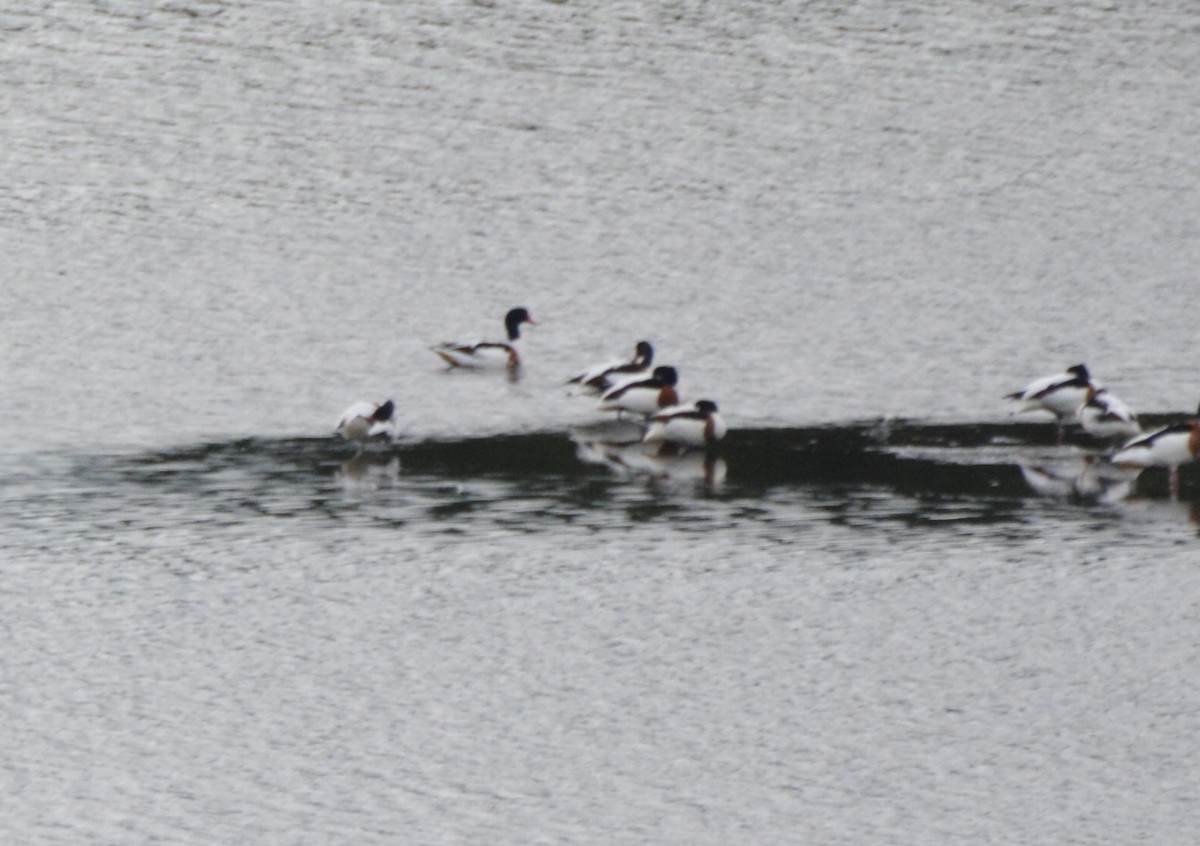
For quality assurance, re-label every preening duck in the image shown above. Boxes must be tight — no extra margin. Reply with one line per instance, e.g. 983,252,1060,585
567,340,654,395
431,307,537,370
1077,386,1140,442
1110,403,1200,498
1006,363,1094,441
598,365,680,417
643,399,727,448
336,399,398,448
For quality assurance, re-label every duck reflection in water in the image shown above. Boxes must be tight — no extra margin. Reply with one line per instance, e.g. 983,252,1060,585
571,426,726,489
1017,454,1139,504
338,452,401,490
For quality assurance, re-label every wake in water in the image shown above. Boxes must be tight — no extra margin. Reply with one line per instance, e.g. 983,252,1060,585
71,417,1199,502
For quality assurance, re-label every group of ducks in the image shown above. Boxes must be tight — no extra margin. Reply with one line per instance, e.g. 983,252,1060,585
334,306,728,456
333,312,1200,498
1008,363,1200,497
564,343,727,449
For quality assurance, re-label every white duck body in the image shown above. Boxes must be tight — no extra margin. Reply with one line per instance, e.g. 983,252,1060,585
432,307,536,370
1111,420,1200,471
336,399,398,445
1006,363,1094,419
568,341,654,395
598,365,680,417
1110,406,1200,497
433,341,519,369
1077,387,1140,441
643,400,727,448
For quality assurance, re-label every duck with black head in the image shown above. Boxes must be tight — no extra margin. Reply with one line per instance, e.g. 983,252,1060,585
431,307,538,372
598,365,680,418
1006,363,1095,443
567,340,654,396
643,399,727,449
1110,403,1200,499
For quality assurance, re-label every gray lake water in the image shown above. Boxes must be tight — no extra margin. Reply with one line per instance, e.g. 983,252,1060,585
4,1,1200,843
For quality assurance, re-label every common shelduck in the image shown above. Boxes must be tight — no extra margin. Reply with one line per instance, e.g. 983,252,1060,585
643,399,726,448
1077,386,1140,442
1006,363,1094,441
567,341,654,395
431,307,537,370
598,365,680,417
336,400,398,449
1110,404,1200,498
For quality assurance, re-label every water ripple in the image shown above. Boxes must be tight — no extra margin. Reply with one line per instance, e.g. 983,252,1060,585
5,420,1198,561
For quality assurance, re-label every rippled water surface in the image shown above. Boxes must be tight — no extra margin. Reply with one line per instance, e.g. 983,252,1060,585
4,1,1200,843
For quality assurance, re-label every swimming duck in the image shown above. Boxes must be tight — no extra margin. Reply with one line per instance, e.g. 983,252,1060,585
1006,363,1094,442
336,399,398,448
598,365,680,417
1077,386,1140,442
567,340,654,395
643,399,727,448
431,307,537,370
1110,403,1200,498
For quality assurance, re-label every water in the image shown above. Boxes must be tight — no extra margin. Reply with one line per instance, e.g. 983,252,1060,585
4,1,1200,842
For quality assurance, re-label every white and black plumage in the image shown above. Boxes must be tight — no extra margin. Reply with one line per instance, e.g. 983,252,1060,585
567,341,654,395
1006,363,1094,442
1077,386,1140,442
643,399,727,448
598,365,680,418
431,307,537,370
1110,404,1200,498
335,399,398,449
